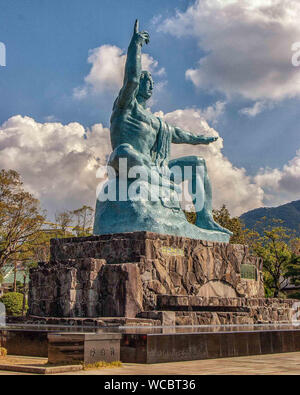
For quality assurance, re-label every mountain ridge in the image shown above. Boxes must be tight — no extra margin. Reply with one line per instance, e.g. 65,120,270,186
240,200,300,235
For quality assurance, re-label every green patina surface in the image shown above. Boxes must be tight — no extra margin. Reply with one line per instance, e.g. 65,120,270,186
94,20,232,243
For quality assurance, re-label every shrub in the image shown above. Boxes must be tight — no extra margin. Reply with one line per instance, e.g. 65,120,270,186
0,347,7,358
0,292,27,316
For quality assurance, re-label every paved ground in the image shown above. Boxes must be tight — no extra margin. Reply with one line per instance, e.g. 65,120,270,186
1,352,300,375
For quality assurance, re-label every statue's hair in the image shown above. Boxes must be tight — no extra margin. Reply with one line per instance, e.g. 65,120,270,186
140,70,152,81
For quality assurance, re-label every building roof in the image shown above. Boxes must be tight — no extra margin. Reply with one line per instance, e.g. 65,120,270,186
1,265,29,285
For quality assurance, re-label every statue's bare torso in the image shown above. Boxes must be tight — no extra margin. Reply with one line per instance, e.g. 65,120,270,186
110,99,160,160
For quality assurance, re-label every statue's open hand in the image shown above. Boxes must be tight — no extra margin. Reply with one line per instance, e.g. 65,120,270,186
200,136,218,145
133,19,150,45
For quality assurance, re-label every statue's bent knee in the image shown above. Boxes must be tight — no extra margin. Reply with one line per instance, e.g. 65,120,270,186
111,143,134,159
191,156,206,167
108,143,144,172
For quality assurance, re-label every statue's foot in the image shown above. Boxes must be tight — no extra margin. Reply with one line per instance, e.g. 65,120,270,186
195,213,233,236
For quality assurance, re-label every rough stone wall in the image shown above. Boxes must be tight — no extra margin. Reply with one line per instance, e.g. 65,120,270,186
29,260,143,318
49,232,264,299
156,295,296,325
100,264,143,317
29,258,105,317
29,232,266,320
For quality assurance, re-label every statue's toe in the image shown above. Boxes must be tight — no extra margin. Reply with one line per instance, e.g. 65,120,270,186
195,214,233,236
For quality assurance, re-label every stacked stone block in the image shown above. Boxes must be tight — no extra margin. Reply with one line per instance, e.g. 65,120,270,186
28,232,297,326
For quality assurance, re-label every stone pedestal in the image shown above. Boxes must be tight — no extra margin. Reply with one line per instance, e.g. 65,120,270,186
28,232,296,326
120,327,300,363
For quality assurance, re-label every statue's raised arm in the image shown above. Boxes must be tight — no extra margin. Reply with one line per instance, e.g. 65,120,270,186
116,20,150,109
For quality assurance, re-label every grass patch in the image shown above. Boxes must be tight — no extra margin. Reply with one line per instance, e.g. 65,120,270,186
83,361,122,370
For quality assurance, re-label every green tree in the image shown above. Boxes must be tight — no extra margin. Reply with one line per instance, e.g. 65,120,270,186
285,254,300,298
212,205,247,244
72,205,94,236
29,227,72,262
54,210,74,237
185,205,247,244
184,210,196,225
248,218,299,298
0,170,45,270
5,229,61,314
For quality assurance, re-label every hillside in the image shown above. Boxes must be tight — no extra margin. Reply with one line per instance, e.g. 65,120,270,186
240,200,300,235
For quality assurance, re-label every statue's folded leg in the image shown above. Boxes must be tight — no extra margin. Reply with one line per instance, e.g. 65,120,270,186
109,143,176,190
169,156,232,235
108,143,151,173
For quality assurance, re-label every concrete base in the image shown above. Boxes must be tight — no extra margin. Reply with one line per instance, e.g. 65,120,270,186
3,324,300,364
0,359,83,375
48,333,121,365
0,329,49,357
121,327,300,364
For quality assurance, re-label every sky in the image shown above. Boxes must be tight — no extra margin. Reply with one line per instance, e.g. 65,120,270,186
0,0,299,218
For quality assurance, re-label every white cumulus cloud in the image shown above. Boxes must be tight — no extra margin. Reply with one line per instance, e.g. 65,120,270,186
1,110,299,219
159,0,300,105
157,108,265,216
0,115,111,217
254,150,300,206
74,44,165,99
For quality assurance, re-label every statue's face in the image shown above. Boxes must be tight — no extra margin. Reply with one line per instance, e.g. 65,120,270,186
138,72,154,100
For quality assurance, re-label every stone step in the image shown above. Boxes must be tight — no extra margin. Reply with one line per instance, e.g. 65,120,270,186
26,315,160,327
137,310,252,326
157,295,296,310
176,311,253,326
138,310,293,326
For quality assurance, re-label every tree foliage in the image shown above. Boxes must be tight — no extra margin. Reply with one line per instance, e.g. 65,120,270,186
0,292,27,316
72,205,94,236
240,200,300,237
248,217,300,298
285,254,300,295
185,205,247,244
0,169,97,306
184,210,196,225
0,169,45,270
55,211,73,237
213,205,247,244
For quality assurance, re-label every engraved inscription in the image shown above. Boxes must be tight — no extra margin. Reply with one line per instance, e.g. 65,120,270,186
161,246,184,257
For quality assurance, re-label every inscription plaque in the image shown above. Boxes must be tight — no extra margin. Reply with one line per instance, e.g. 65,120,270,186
241,264,257,280
161,246,184,257
48,333,122,365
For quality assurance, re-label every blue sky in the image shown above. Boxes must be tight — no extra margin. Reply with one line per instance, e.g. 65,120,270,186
0,0,196,123
0,0,299,217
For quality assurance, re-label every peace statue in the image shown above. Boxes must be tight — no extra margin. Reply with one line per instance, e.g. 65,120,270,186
93,20,232,242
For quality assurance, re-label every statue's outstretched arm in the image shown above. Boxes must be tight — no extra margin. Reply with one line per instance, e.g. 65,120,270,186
171,126,218,145
116,20,150,108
